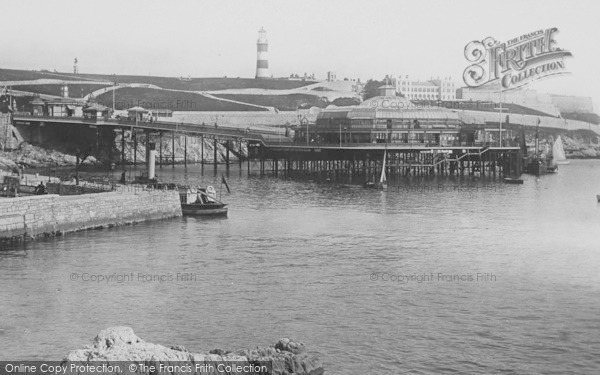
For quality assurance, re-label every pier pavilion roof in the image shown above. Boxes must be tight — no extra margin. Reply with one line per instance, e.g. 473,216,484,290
317,95,460,121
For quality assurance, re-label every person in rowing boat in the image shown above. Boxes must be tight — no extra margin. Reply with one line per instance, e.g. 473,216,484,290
34,182,47,195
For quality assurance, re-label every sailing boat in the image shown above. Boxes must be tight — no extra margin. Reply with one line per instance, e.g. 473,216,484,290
379,150,388,190
364,150,388,190
552,135,570,165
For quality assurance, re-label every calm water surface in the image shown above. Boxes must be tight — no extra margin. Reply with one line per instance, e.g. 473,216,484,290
1,161,600,374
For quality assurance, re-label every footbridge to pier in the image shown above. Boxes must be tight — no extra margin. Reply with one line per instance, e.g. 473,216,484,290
11,114,288,144
10,113,294,167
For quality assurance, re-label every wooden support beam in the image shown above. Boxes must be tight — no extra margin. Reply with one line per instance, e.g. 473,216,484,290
226,140,230,168
159,132,163,167
145,130,150,164
171,131,175,168
121,128,125,166
213,138,218,169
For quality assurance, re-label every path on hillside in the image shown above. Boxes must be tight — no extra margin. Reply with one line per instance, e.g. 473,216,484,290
204,80,361,101
83,84,162,101
84,84,275,111
0,78,111,87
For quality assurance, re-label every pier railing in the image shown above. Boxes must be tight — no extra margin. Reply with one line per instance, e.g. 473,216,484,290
274,140,521,149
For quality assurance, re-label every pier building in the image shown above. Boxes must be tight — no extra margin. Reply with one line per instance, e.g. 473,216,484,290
314,85,461,146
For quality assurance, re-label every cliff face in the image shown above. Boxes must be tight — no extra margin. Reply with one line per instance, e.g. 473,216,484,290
65,327,324,375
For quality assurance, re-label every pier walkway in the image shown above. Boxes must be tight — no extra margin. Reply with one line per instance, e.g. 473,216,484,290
12,114,288,144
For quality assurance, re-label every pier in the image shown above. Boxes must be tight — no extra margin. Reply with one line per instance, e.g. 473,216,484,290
248,143,522,180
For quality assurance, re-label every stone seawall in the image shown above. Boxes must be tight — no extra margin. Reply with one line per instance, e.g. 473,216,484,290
0,189,182,241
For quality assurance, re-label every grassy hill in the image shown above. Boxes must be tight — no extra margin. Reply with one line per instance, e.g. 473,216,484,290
83,75,317,91
14,84,111,98
1,68,316,90
96,87,267,111
0,68,86,82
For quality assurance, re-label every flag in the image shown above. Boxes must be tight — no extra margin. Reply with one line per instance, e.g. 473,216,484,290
221,174,231,194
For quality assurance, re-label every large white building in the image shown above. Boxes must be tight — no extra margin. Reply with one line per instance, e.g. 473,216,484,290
391,75,456,101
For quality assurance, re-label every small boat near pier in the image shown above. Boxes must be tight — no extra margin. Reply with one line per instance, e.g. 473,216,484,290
179,186,228,216
504,177,524,184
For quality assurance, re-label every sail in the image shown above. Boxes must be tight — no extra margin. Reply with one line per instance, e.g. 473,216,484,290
552,136,568,163
380,151,387,184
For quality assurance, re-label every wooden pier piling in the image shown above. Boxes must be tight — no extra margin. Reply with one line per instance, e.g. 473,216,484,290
247,144,522,181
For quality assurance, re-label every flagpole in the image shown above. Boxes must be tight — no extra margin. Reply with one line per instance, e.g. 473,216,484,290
499,89,503,147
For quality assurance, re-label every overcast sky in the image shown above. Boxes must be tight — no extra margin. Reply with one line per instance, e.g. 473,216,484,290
2,0,599,109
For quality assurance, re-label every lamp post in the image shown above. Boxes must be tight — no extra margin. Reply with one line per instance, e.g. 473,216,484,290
339,123,342,147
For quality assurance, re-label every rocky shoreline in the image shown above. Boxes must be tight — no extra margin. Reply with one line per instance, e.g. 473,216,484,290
0,142,98,170
560,134,600,158
64,327,324,375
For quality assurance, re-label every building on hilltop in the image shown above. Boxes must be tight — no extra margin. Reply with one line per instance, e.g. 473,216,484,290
287,73,316,81
392,75,456,101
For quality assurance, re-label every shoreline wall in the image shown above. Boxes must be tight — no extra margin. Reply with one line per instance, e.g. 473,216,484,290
0,189,182,241
458,110,600,135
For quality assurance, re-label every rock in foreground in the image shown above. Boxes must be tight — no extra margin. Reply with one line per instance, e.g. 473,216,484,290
65,327,324,375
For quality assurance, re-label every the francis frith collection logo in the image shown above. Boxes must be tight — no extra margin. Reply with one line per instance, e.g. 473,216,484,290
463,27,572,90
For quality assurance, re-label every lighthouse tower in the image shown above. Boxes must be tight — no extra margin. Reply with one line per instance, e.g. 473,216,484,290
255,27,269,79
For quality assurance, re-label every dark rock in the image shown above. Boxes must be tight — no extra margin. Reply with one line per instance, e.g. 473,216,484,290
170,345,188,352
275,338,306,355
65,327,324,375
